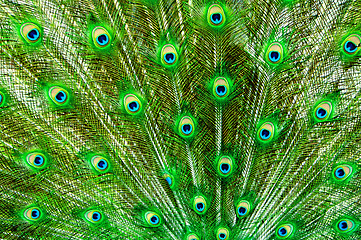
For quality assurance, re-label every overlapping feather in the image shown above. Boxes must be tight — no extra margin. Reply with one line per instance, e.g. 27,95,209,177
0,0,360,239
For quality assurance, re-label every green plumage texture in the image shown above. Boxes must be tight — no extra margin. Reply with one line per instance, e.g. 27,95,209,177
0,0,361,239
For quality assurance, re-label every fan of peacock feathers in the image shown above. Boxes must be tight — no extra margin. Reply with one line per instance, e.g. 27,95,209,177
0,0,361,239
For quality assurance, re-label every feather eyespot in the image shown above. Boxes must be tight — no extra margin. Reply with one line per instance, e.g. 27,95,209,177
217,156,233,177
145,212,161,227
276,224,293,239
124,94,142,115
178,116,195,138
216,228,229,240
20,23,41,43
92,27,111,48
207,4,225,27
85,210,103,224
161,44,178,66
49,87,69,105
162,173,174,188
342,34,361,55
333,165,352,181
91,156,110,173
337,219,354,233
26,152,47,169
193,196,207,215
236,200,250,218
24,207,42,221
186,234,200,240
257,122,275,142
213,77,230,98
266,42,283,64
314,101,332,121
0,91,5,107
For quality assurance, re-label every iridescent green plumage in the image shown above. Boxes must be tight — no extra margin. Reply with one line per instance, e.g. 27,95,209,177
0,0,361,239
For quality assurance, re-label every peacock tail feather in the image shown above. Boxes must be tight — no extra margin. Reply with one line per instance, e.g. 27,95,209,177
0,0,360,239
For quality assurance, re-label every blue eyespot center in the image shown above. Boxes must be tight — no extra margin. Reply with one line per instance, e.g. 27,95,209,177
269,51,280,62
92,212,101,221
128,101,139,112
182,124,192,135
211,13,222,24
196,202,204,211
97,160,107,170
260,129,270,140
216,85,227,96
220,163,230,173
238,206,247,216
150,215,159,224
339,221,348,231
219,233,226,239
31,209,40,219
278,227,287,236
164,53,175,64
165,177,172,185
27,29,40,41
55,91,66,103
34,155,44,166
336,168,345,178
345,41,357,53
97,34,109,46
316,107,327,119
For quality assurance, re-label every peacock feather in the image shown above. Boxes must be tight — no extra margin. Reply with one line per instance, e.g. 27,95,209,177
0,0,361,239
